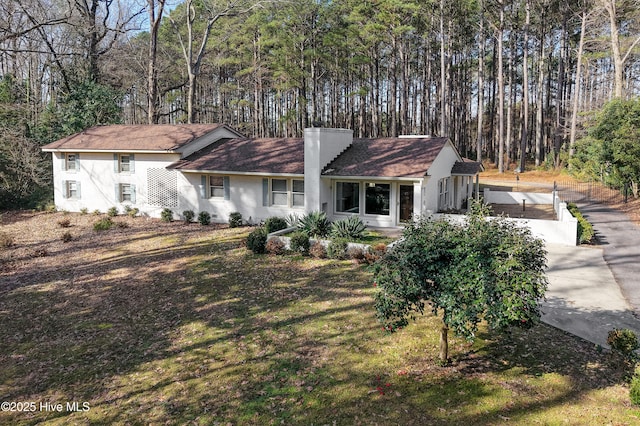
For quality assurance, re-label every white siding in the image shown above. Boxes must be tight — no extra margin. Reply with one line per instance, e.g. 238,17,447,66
177,173,306,224
420,141,461,213
52,151,181,216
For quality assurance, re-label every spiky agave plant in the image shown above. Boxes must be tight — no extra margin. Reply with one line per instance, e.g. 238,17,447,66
330,216,366,240
297,211,331,238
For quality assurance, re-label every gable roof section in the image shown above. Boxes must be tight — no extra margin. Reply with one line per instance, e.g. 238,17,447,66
41,124,235,152
322,137,449,178
451,158,484,175
171,137,305,175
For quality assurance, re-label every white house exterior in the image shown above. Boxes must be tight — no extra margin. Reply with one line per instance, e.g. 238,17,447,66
42,124,243,217
43,125,482,226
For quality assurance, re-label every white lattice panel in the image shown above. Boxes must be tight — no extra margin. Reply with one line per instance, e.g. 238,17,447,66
147,168,178,207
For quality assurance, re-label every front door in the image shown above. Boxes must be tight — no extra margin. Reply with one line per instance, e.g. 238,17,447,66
399,185,414,222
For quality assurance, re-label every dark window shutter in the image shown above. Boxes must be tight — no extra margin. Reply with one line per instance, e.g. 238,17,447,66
130,184,136,203
200,175,207,198
129,154,135,173
262,178,269,206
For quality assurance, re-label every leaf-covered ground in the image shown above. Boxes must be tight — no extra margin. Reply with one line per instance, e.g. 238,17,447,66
0,211,639,425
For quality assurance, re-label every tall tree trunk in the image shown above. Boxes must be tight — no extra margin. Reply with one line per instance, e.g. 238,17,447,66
569,9,588,161
476,0,485,162
535,14,545,167
147,0,165,125
553,11,568,168
602,0,624,98
439,320,449,363
497,4,505,173
601,0,640,99
519,0,530,172
439,0,447,136
506,22,514,169
370,50,380,137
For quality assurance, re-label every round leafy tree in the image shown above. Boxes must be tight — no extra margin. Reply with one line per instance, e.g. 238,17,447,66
374,201,548,363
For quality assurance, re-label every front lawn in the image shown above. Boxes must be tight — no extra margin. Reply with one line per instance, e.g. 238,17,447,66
0,212,638,424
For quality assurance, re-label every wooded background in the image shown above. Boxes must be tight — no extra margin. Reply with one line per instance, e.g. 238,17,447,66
1,0,639,208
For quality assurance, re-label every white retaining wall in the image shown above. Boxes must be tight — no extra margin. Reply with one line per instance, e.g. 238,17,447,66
483,188,554,205
478,189,578,246
435,212,577,246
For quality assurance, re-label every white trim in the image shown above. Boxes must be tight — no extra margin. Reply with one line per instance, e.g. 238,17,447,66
268,177,305,209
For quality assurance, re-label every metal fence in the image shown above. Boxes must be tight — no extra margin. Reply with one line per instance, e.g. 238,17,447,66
554,180,622,204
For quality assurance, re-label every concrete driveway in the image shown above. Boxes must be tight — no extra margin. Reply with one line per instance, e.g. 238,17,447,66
542,244,640,348
542,203,640,349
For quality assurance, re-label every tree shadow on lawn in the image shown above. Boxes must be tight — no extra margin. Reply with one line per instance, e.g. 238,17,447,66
0,217,378,424
446,322,635,424
1,214,637,424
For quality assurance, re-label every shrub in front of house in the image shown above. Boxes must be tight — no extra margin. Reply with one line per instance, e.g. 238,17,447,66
327,237,349,260
330,216,366,240
125,205,139,218
247,227,268,254
309,241,327,258
264,216,288,234
93,217,113,231
289,231,310,254
183,210,195,223
297,211,331,238
161,208,174,222
607,328,639,358
198,211,211,225
107,207,119,217
265,238,287,255
229,212,243,228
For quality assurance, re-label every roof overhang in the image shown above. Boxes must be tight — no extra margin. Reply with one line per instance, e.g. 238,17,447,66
321,175,424,182
176,169,304,178
42,148,180,154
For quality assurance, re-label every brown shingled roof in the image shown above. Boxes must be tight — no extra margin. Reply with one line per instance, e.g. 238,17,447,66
172,137,305,175
451,158,484,175
322,137,450,178
41,124,226,151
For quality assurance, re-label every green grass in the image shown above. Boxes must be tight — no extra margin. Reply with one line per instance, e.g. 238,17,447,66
353,229,395,245
0,213,638,424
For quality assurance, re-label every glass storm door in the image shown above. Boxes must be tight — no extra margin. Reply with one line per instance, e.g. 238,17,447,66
399,185,414,222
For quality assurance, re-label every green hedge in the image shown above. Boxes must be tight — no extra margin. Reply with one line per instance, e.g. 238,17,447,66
567,203,595,244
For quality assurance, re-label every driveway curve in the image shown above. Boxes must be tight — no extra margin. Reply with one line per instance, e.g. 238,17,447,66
579,202,640,314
